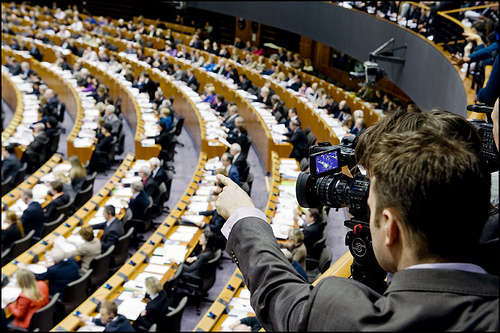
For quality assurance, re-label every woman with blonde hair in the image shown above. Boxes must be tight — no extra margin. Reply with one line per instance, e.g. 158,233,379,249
7,268,49,329
1,210,24,251
69,155,87,193
134,276,173,331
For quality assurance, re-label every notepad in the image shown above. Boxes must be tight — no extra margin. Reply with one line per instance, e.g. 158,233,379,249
117,298,146,320
163,244,188,263
144,263,170,275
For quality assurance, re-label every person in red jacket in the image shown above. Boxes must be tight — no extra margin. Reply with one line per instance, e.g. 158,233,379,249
7,269,49,329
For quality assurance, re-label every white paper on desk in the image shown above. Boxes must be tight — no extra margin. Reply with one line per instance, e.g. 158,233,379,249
2,286,22,309
167,231,194,243
141,138,156,147
228,297,252,310
271,224,290,240
40,173,56,183
106,197,128,209
26,264,47,275
135,272,164,283
239,289,251,299
181,214,205,224
77,324,106,332
114,187,133,197
121,176,142,185
53,163,71,173
73,137,93,147
53,236,78,256
163,244,188,263
148,255,165,265
144,263,170,275
227,306,251,318
10,200,28,214
88,216,107,225
217,136,232,148
118,298,146,320
32,184,50,201
123,280,145,292
176,225,199,234
187,202,209,212
190,195,210,203
220,316,243,331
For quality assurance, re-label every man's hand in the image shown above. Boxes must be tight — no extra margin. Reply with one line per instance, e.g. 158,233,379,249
215,175,255,219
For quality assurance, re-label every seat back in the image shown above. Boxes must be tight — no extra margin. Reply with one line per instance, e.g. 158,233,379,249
82,171,97,189
201,249,222,292
55,197,75,219
61,269,93,314
29,292,60,332
89,245,115,288
311,235,327,259
10,229,35,259
174,117,184,136
1,248,11,267
307,132,317,147
163,263,183,294
112,227,134,267
74,184,93,209
318,247,333,273
14,162,27,186
49,129,62,155
41,213,65,238
1,175,14,195
158,296,188,332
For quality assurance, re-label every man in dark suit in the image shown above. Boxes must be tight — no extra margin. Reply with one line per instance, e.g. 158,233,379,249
43,180,70,222
322,95,340,118
138,166,161,206
29,45,43,62
222,104,239,131
1,145,21,183
149,157,168,186
221,152,240,186
79,301,134,332
89,124,114,172
213,95,227,116
230,143,250,182
93,205,125,253
173,63,188,82
128,182,150,220
19,62,35,80
185,69,200,92
35,247,80,297
301,208,325,258
137,72,157,101
280,108,300,131
21,189,45,238
286,120,309,161
214,129,499,331
5,56,21,75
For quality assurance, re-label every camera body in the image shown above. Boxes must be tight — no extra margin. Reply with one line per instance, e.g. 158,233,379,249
349,61,385,87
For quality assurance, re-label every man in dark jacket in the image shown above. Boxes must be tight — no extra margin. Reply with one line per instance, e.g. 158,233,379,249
21,189,45,238
286,119,309,161
35,248,80,298
93,205,124,253
79,300,134,332
1,145,21,183
185,69,200,92
128,182,150,220
301,208,325,258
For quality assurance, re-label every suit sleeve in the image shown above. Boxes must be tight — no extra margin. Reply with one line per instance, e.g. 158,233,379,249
102,229,119,252
226,217,317,331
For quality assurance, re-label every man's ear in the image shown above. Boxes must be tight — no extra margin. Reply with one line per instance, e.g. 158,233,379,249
382,208,400,246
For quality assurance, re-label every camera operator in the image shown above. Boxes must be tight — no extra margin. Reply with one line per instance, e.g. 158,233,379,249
215,127,498,330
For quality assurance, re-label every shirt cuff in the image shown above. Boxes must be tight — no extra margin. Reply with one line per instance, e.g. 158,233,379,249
221,207,268,239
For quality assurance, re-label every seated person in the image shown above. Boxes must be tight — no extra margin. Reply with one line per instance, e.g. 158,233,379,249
221,104,239,131
221,152,240,186
24,123,50,168
300,208,325,258
230,143,250,182
92,205,124,253
350,118,366,137
285,120,309,162
159,107,174,132
129,182,150,220
68,226,101,270
20,189,45,238
134,277,174,331
138,166,161,206
54,171,76,202
227,117,251,157
336,100,351,120
281,229,307,271
103,105,121,136
281,248,308,281
1,144,21,183
149,157,168,187
231,316,263,332
179,229,217,285
69,155,87,194
89,124,114,172
1,211,25,251
35,247,80,298
6,269,49,330
185,69,200,91
213,95,227,116
280,108,299,131
78,300,134,332
43,180,70,222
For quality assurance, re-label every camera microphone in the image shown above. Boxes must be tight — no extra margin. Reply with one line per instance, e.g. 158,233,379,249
467,104,493,113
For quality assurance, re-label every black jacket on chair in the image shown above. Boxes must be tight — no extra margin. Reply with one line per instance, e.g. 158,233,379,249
1,154,21,182
129,191,150,220
134,290,174,330
93,218,125,253
151,167,168,186
302,221,324,257
21,201,45,238
43,193,70,222
286,128,308,161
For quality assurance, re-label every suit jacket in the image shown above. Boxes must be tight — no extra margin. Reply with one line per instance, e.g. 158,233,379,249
233,153,249,182
287,128,309,160
302,221,324,257
43,193,70,222
35,258,80,298
144,177,161,204
151,167,168,186
186,75,200,91
183,250,215,278
73,238,101,270
228,165,240,186
1,223,23,251
2,154,21,182
93,314,134,332
27,132,50,155
214,101,227,116
93,218,124,253
135,290,174,329
222,114,238,131
173,69,188,82
227,217,499,331
95,135,113,153
129,191,150,220
21,201,45,238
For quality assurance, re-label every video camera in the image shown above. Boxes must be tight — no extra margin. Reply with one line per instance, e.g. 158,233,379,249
349,61,385,87
296,136,387,293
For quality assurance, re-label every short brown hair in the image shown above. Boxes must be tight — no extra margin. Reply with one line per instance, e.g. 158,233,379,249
50,180,64,193
367,130,490,261
101,300,118,316
308,208,323,223
79,225,94,242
